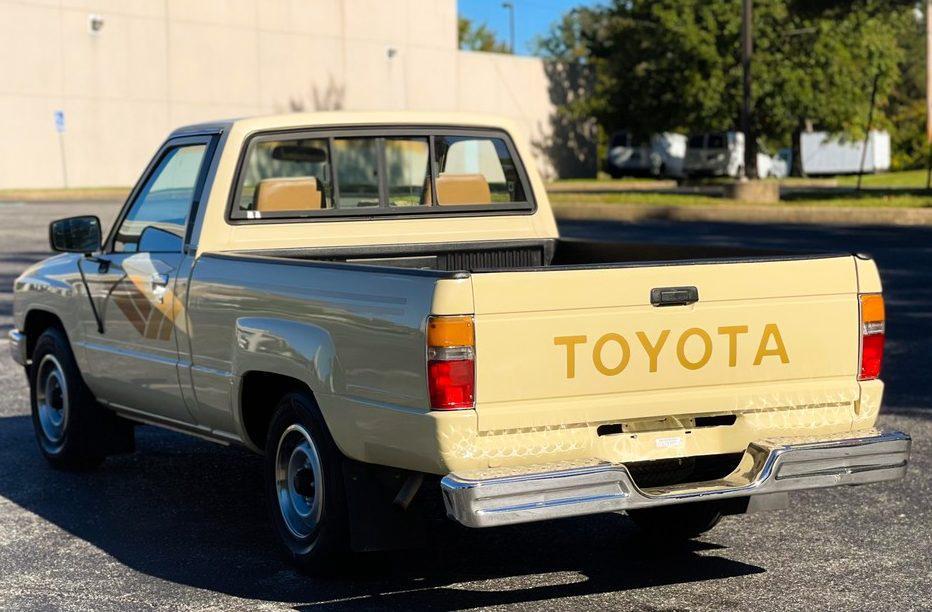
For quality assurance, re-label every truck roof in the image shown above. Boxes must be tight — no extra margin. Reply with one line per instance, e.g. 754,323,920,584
172,111,522,138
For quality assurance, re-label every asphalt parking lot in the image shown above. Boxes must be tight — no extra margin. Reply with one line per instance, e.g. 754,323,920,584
0,201,929,611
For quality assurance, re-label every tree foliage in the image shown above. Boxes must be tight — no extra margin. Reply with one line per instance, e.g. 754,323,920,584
458,17,510,53
539,0,920,173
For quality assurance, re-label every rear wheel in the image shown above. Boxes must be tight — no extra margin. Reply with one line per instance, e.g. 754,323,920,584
627,501,723,539
264,391,349,573
29,327,107,470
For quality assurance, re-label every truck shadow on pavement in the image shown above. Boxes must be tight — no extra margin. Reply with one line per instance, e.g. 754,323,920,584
0,415,763,609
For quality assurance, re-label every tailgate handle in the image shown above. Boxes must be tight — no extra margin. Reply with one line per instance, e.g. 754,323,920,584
651,286,698,307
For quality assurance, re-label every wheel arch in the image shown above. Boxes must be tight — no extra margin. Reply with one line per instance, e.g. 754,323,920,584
23,308,67,362
239,371,313,452
232,317,342,453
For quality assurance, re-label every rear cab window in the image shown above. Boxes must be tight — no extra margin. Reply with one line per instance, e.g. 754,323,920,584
230,127,533,221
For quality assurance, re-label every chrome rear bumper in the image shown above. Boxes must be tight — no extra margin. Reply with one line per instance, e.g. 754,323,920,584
441,429,910,528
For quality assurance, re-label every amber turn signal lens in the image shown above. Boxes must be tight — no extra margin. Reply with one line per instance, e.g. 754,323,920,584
427,315,474,348
860,294,884,324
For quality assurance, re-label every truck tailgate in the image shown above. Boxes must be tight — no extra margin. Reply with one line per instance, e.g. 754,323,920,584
471,255,861,431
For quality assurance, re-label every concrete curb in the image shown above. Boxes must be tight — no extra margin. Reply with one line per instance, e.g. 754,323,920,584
551,201,932,226
546,180,678,192
0,189,130,203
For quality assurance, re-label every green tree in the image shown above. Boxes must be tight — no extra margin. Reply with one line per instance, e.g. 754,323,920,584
885,8,927,170
458,17,510,53
545,0,916,176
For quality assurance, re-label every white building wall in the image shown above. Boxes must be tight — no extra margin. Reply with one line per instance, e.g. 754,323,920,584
0,0,556,189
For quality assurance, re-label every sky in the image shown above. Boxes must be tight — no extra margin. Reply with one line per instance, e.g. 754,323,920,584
457,0,602,56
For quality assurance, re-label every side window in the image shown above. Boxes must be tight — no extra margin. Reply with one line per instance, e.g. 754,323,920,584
433,136,526,205
114,144,206,253
236,138,331,215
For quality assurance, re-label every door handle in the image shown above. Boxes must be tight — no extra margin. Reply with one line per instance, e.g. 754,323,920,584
150,273,170,303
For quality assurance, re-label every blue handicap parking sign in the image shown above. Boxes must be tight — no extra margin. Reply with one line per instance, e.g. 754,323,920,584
54,110,65,133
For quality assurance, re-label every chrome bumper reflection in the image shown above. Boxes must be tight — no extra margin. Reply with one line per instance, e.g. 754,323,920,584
441,429,910,528
9,329,27,366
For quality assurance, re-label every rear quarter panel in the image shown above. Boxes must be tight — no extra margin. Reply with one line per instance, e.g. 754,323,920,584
185,255,453,458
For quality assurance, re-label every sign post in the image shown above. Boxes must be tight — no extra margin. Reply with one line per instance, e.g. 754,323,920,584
54,110,68,188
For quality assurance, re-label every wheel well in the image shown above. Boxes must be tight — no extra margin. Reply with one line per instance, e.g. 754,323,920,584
23,310,65,361
240,371,311,452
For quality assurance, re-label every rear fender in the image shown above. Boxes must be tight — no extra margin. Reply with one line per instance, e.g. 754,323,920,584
232,317,341,393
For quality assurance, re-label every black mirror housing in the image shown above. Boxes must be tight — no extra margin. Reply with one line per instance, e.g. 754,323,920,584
49,216,102,254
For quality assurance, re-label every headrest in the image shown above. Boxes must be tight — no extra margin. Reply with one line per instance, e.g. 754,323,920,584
435,174,492,206
255,177,322,212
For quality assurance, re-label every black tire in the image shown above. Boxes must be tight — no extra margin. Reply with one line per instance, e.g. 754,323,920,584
264,391,349,574
29,327,107,470
627,501,724,539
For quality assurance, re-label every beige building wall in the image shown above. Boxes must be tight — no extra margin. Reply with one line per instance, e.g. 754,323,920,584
0,0,556,189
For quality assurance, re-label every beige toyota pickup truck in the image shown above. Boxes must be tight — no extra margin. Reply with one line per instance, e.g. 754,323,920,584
11,112,910,572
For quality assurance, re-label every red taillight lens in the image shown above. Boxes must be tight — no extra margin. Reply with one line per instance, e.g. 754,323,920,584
428,359,475,410
859,294,884,381
427,315,475,410
860,333,884,380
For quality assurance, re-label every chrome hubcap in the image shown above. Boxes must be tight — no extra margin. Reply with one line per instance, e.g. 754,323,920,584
36,354,69,450
275,424,324,540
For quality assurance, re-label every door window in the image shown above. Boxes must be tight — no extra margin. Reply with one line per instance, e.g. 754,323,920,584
113,144,206,253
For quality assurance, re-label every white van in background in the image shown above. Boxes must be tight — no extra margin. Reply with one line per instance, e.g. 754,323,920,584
605,131,687,178
684,132,786,179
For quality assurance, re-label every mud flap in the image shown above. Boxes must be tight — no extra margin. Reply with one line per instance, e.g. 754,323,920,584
341,459,429,552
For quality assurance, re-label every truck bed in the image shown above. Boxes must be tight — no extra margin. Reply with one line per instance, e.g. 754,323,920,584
232,237,839,273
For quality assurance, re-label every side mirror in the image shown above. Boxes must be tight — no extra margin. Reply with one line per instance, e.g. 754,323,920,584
49,216,102,254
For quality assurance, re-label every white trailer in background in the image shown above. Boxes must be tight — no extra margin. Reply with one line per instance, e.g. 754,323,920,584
800,131,891,175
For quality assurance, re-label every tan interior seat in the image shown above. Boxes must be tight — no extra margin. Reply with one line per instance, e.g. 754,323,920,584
255,177,323,212
434,174,492,206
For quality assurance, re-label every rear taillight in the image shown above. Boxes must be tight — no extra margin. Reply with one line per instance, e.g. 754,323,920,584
427,315,475,410
859,294,884,380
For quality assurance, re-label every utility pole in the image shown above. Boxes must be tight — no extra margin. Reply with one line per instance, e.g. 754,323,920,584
502,2,515,54
741,0,754,179
926,0,932,189
857,73,880,191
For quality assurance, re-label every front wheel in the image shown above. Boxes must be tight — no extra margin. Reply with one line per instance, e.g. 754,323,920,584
30,327,108,470
627,501,724,539
264,391,349,573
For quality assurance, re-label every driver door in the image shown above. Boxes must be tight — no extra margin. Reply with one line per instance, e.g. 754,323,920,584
80,135,214,425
